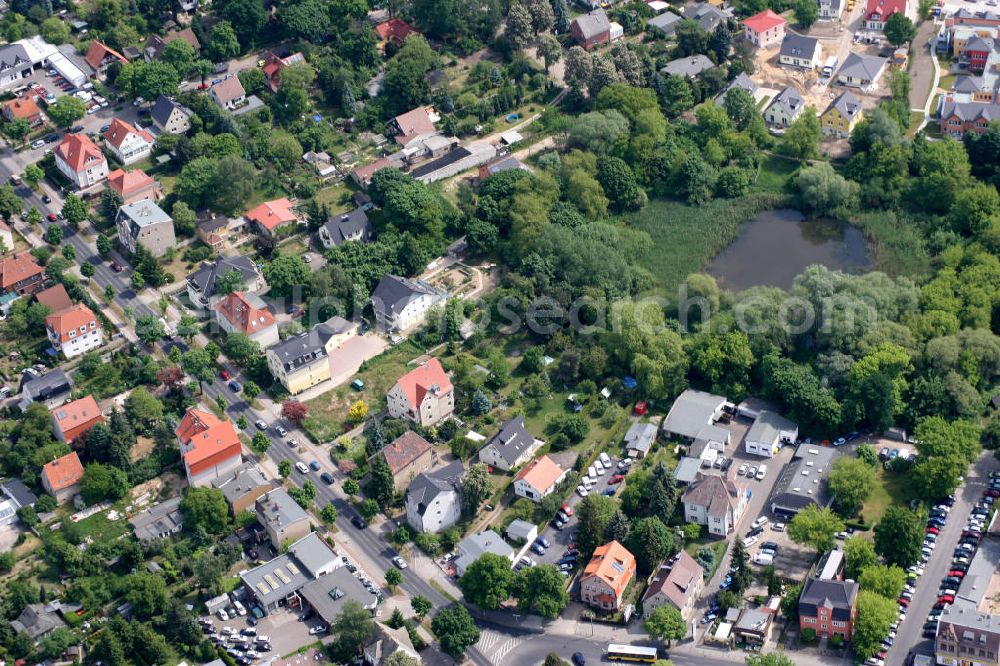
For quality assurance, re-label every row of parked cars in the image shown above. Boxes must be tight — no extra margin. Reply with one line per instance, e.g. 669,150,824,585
200,620,271,665
576,452,625,498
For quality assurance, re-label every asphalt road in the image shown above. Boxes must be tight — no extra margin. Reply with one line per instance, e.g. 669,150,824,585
504,633,742,666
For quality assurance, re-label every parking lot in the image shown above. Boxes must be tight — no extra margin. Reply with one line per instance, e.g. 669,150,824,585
201,606,317,661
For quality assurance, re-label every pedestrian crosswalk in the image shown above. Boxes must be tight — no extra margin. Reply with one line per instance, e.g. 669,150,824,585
476,629,522,664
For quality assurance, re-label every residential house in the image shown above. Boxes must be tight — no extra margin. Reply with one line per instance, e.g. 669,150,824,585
513,455,566,503
744,411,798,457
266,316,355,394
3,96,45,126
144,28,200,61
303,150,338,180
210,76,247,111
682,473,749,536
506,519,537,545
571,8,613,49
34,284,72,313
0,252,44,295
212,463,272,516
580,540,636,612
454,531,514,576
763,86,806,127
350,157,396,188
821,90,864,137
246,198,299,238
129,496,184,541
1,479,37,514
261,51,305,92
176,408,243,487
405,459,463,533
390,106,440,147
742,9,786,48
103,117,154,165
799,577,859,640
381,431,435,493
386,358,454,427
819,0,842,20
363,621,422,665
50,395,103,444
54,133,108,188
318,208,373,249
215,291,279,348
41,451,84,503
940,100,1000,136
150,94,192,134
84,40,127,76
187,255,263,309
865,0,906,30
45,303,103,358
0,44,33,90
624,421,657,459
374,18,417,51
107,168,161,204
11,603,68,640
770,443,839,516
18,369,71,412
734,604,778,644
478,415,541,472
836,52,887,88
0,221,11,255
683,3,731,31
662,54,715,78
478,155,530,180
116,199,175,257
256,488,310,549
196,212,234,250
779,34,822,68
370,274,445,332
641,551,705,621
716,72,759,104
647,11,682,36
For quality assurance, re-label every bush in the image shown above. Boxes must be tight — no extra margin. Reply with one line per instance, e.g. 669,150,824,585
801,628,817,644
830,634,845,648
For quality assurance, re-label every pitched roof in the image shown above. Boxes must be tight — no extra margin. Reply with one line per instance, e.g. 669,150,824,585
176,408,222,444
746,410,797,443
573,8,611,39
799,577,859,620
766,86,805,117
375,18,416,44
582,540,635,597
662,54,715,77
321,208,371,247
865,0,906,20
965,35,996,52
267,318,351,372
50,395,102,438
256,488,309,529
624,421,657,455
838,51,887,80
371,275,441,318
721,72,758,98
215,291,276,335
406,459,463,515
34,284,73,312
682,473,743,517
177,408,241,475
45,303,99,343
393,358,453,410
392,107,438,145
145,28,201,59
103,118,153,149
743,8,786,32
4,96,42,120
942,100,1000,123
482,415,536,466
382,431,432,475
54,133,105,173
953,75,985,93
647,11,682,33
187,255,259,301
107,168,156,198
150,95,190,127
42,451,84,491
663,389,728,439
825,90,863,121
85,40,127,69
245,198,298,231
643,550,704,610
780,33,819,59
0,252,39,291
211,76,246,103
213,462,270,505
514,455,565,493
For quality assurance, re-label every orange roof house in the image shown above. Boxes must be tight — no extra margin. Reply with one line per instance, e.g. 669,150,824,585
85,40,128,72
41,451,84,502
176,408,243,486
214,291,278,345
261,51,306,91
513,455,566,502
245,198,299,236
44,303,99,344
35,284,73,312
107,168,161,204
374,18,417,49
0,252,44,295
3,97,45,126
54,133,108,188
51,395,104,444
386,358,455,427
580,540,636,611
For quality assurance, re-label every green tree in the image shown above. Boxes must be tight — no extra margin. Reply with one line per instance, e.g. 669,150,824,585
788,505,844,552
884,12,916,46
781,107,821,159
207,21,241,61
331,599,374,657
96,233,113,256
627,516,677,574
47,96,87,127
432,606,480,658
161,38,196,76
134,315,165,344
44,224,63,245
263,255,310,299
828,456,877,517
61,194,87,229
41,16,70,43
874,505,925,567
251,432,270,453
512,564,570,618
80,463,129,504
853,590,899,660
460,552,515,609
794,0,819,27
279,459,292,478
126,572,169,619
367,454,395,508
843,536,878,579
460,463,491,515
179,487,229,534
859,564,906,599
645,605,686,645
22,164,43,191
796,163,859,216
411,595,432,618
576,494,619,557
724,86,757,131
385,566,403,589
746,655,796,666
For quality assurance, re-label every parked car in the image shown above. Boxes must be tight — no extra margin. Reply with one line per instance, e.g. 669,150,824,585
308,460,320,471
255,419,267,430
738,464,749,476
275,425,288,437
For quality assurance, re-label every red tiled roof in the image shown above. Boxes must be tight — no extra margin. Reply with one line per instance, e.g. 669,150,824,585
42,451,84,491
45,303,99,343
51,395,103,440
0,252,44,290
582,540,636,598
103,118,154,150
515,455,565,493
85,40,128,70
177,408,221,443
177,408,242,476
743,9,786,32
375,18,417,45
35,284,73,312
382,431,432,475
107,168,156,198
394,358,452,410
4,97,43,121
245,198,297,231
865,0,906,20
215,292,276,334
55,133,105,174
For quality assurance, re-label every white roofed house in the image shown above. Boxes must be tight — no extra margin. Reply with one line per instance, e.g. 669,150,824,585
682,472,749,536
370,274,445,333
662,389,733,445
478,415,542,472
744,411,798,458
404,460,463,534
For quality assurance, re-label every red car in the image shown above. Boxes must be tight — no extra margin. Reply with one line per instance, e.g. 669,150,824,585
219,370,230,380
963,531,982,539
110,261,123,273
561,505,574,518
926,526,939,534
46,213,57,222
898,597,910,606
608,474,624,485
949,570,966,578
939,595,955,605
985,489,1000,498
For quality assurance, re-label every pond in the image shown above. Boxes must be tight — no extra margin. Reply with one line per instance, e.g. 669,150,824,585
706,209,872,291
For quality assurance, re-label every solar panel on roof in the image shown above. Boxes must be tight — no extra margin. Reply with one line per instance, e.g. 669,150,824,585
256,583,270,596
264,574,278,590
274,568,290,584
611,562,625,574
286,562,300,576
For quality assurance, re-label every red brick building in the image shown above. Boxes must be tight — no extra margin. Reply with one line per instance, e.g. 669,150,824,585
799,578,859,640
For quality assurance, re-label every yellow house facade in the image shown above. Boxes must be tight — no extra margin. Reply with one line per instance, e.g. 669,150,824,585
266,316,356,395
821,92,864,138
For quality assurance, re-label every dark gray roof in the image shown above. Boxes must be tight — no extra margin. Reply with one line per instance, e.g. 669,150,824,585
286,532,337,577
187,255,259,300
321,208,372,247
0,44,30,74
647,11,682,34
256,488,309,531
682,3,730,30
485,156,528,176
11,603,66,639
799,578,858,621
941,100,1000,123
481,416,535,466
406,460,463,517
780,33,819,59
212,463,270,505
269,316,352,372
721,72,758,98
662,54,715,78
766,86,805,118
196,211,229,233
371,275,440,318
2,478,37,508
128,497,183,541
770,444,839,514
953,75,985,93
300,565,376,623
409,147,471,179
574,7,611,39
149,94,189,127
242,552,311,607
19,369,71,405
624,422,657,455
827,91,863,122
837,52,886,81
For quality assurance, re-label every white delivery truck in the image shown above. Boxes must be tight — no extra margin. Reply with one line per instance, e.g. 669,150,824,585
822,56,838,77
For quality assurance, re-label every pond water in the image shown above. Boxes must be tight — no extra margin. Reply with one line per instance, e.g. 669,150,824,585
706,209,872,291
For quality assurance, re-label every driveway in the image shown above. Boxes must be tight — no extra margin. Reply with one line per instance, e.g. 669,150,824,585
908,20,939,111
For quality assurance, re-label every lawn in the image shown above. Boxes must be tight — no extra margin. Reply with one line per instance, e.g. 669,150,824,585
685,538,729,581
622,191,785,296
860,467,919,527
907,111,925,138
313,182,354,211
938,73,956,90
754,154,800,193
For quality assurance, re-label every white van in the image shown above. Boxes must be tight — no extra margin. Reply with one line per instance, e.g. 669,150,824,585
755,464,767,480
594,461,605,475
599,452,612,468
752,516,769,529
588,465,597,479
295,461,309,474
581,476,593,489
754,552,774,566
